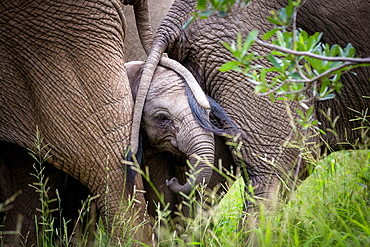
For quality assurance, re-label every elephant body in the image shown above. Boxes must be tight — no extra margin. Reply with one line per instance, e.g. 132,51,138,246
296,0,370,149
0,0,154,245
141,0,370,215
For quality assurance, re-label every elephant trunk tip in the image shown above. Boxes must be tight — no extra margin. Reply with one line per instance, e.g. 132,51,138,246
166,177,192,195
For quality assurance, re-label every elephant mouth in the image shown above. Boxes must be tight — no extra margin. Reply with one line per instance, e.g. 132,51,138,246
151,140,184,158
164,150,187,167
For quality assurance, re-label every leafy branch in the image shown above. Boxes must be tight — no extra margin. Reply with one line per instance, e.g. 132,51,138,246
192,0,370,129
220,1,370,104
183,0,251,29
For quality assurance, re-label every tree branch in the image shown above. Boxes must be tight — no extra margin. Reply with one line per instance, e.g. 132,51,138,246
258,62,353,97
255,38,370,63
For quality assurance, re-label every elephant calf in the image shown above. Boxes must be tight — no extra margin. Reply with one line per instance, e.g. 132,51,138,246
126,61,236,217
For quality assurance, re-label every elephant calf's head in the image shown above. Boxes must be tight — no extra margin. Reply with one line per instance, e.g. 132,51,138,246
126,61,215,195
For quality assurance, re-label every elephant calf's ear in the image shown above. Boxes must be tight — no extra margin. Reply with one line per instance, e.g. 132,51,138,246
208,96,240,136
125,61,145,101
126,134,144,167
185,83,239,137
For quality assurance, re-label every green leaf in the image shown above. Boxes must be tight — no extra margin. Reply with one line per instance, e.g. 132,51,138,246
196,0,207,10
318,128,326,134
243,30,258,51
218,10,228,17
320,93,336,100
296,108,305,119
219,61,242,72
311,120,319,125
307,105,314,118
222,41,232,52
277,96,287,101
319,78,330,96
267,15,283,26
255,84,266,93
285,1,294,19
182,15,197,29
271,50,286,56
199,10,215,19
278,7,288,23
270,94,276,103
260,67,267,82
343,43,355,57
237,33,243,51
262,28,281,40
330,44,340,56
267,54,282,71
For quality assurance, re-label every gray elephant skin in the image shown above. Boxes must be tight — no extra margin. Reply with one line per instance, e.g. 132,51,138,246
0,0,156,245
139,0,370,217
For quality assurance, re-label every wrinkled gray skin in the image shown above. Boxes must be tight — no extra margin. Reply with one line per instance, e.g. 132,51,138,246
0,0,154,245
124,0,174,61
141,0,370,215
126,61,215,216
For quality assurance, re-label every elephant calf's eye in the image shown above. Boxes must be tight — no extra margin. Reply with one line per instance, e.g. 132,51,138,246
155,114,172,127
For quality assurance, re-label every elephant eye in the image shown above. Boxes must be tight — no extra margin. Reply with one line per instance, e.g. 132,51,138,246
155,113,172,126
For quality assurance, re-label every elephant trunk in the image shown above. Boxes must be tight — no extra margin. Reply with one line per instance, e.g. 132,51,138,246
133,0,153,55
166,112,215,195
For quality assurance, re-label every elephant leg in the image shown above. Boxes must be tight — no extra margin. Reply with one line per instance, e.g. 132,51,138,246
241,142,312,215
0,142,95,246
0,142,64,246
207,135,237,196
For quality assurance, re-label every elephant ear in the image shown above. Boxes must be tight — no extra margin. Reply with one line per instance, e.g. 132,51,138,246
159,57,210,109
125,61,145,100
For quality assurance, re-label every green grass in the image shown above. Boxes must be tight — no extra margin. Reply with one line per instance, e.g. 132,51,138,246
138,150,369,247
1,149,369,246
275,150,370,247
216,150,370,247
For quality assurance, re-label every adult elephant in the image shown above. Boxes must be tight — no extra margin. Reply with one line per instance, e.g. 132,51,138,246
0,0,206,245
134,0,370,217
124,0,174,61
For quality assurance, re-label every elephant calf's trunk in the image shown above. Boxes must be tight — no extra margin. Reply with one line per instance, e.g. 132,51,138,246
166,153,214,195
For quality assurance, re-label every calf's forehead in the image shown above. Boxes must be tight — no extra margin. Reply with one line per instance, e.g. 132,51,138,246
147,67,186,98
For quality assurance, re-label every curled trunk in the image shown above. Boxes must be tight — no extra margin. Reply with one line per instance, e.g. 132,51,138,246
166,109,215,195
